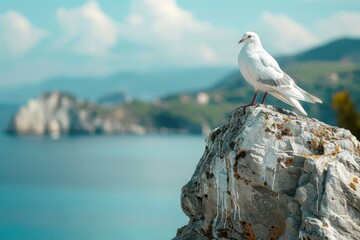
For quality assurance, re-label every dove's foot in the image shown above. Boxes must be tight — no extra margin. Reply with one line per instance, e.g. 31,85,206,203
240,91,268,109
240,103,256,108
240,91,259,108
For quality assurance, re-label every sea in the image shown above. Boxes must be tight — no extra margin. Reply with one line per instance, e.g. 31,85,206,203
0,106,207,240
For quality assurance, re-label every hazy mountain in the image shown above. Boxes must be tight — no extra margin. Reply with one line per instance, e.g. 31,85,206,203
295,38,360,62
0,67,233,104
278,38,360,65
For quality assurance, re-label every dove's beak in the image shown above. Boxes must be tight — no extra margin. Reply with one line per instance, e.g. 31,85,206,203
238,38,244,44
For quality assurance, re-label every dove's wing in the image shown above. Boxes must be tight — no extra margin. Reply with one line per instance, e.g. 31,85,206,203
240,49,283,87
254,50,293,87
250,50,318,102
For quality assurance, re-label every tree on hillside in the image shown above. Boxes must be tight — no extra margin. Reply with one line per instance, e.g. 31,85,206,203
332,91,360,139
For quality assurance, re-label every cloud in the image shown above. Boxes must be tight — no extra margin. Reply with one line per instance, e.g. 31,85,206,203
315,11,360,40
119,0,238,66
251,12,320,54
0,11,47,57
250,11,360,55
56,1,118,56
199,45,216,63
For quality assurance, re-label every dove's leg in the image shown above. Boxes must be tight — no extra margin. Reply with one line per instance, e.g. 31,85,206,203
241,90,258,108
261,92,268,104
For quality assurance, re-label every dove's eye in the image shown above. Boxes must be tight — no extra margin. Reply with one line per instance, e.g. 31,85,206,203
248,35,251,38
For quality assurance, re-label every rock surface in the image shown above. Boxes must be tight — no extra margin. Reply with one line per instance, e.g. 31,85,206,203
174,105,360,240
7,92,145,135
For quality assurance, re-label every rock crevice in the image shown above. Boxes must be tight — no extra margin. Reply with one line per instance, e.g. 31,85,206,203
174,105,360,240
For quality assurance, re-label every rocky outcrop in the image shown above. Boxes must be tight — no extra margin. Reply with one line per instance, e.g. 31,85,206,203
7,92,145,135
174,105,360,239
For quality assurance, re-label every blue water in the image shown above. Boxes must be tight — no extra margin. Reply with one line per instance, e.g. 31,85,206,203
0,133,205,240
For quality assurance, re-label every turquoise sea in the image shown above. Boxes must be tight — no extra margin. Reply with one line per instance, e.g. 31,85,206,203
0,133,206,240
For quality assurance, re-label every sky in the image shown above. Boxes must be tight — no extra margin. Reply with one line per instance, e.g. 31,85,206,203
0,0,360,87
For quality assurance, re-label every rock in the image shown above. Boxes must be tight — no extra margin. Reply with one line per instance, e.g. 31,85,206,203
174,105,360,240
7,92,145,135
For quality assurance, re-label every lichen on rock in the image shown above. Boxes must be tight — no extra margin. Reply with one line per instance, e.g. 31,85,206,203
174,105,360,240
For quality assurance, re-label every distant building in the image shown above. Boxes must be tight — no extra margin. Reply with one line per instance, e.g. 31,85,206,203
213,94,223,103
180,95,190,103
197,92,209,105
327,72,339,83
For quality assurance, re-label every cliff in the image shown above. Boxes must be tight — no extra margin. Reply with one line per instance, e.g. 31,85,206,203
174,105,360,239
7,92,145,135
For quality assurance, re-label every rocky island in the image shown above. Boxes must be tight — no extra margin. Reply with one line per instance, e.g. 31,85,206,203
7,92,145,135
174,105,360,239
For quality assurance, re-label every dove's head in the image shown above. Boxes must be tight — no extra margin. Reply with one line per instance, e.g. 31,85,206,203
238,32,260,44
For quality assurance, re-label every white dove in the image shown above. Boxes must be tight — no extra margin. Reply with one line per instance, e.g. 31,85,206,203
237,31,322,115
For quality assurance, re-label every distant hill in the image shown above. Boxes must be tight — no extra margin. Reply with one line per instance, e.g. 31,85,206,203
0,67,233,104
295,38,360,62
278,38,360,65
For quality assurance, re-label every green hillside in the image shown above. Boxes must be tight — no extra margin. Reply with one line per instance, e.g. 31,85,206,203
202,61,360,125
114,61,360,134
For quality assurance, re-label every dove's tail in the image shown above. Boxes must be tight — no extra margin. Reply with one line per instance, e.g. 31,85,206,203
295,85,322,104
269,92,295,107
289,97,307,116
269,92,308,116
